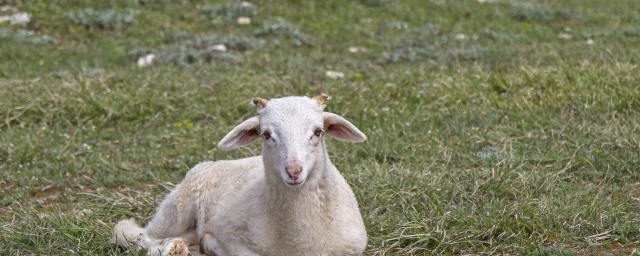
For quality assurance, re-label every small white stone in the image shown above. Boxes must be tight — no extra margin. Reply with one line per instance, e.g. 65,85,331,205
586,39,594,45
0,12,31,25
241,1,254,7
348,46,366,53
0,5,18,12
558,33,572,40
211,44,227,52
454,34,466,40
325,70,344,79
137,53,155,68
237,16,251,25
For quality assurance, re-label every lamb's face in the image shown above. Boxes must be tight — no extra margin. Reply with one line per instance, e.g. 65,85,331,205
217,94,367,187
257,97,325,186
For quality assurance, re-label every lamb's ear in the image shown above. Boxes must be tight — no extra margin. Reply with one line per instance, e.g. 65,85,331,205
323,112,367,142
218,116,261,150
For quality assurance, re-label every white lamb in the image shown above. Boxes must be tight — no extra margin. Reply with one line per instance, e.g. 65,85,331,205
111,94,368,255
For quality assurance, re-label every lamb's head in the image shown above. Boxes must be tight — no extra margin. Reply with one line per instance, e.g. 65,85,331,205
217,94,366,186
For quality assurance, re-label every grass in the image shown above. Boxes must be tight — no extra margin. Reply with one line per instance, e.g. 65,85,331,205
1,0,639,255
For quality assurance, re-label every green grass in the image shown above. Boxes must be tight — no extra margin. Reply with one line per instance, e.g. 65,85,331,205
1,0,640,255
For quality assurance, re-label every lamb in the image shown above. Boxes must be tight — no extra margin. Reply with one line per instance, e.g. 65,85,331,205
111,94,368,255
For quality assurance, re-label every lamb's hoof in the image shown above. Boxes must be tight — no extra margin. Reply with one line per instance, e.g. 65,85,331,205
161,237,191,256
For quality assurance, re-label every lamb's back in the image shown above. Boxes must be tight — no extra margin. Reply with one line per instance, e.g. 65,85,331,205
175,156,264,226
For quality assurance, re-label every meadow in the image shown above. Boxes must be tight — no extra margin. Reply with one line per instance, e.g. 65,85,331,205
1,0,639,255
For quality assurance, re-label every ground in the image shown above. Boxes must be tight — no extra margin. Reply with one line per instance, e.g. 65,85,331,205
1,0,639,255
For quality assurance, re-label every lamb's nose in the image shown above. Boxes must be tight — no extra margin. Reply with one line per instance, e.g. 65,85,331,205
286,166,302,180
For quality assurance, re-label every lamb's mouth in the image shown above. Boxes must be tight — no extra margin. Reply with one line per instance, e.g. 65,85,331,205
286,180,303,186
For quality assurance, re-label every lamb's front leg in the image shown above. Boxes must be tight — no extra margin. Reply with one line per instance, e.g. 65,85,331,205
200,233,260,256
144,188,199,256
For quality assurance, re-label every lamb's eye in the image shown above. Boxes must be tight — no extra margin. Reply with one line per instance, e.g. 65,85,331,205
313,128,323,137
262,131,271,140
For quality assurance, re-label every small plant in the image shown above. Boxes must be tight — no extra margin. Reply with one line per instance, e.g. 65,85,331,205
444,46,483,62
378,22,485,64
382,21,410,31
380,46,433,63
511,3,578,23
134,0,169,4
221,36,264,51
624,27,640,37
360,0,394,7
478,29,522,42
155,43,242,67
200,2,257,20
67,8,138,31
255,19,312,46
0,28,56,44
475,146,508,160
130,34,263,67
174,119,193,128
189,35,264,52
